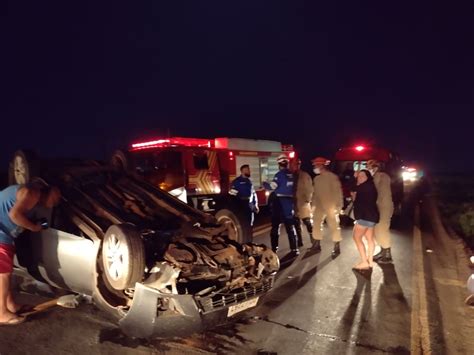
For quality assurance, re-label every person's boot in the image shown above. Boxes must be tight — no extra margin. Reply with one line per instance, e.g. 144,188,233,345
286,223,299,257
331,242,341,257
309,239,321,252
271,237,279,253
270,227,279,253
373,247,385,261
289,249,300,257
296,232,304,248
375,248,393,264
294,218,304,247
303,218,313,245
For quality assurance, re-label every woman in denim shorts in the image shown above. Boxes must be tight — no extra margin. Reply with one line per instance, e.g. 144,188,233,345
351,169,379,270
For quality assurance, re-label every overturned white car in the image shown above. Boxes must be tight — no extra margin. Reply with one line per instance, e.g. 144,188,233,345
10,150,279,337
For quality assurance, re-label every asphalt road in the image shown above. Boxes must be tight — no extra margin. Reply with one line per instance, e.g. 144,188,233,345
0,184,473,355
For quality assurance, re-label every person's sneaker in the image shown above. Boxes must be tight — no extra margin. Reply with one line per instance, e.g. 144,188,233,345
331,242,341,257
272,246,279,253
309,240,321,252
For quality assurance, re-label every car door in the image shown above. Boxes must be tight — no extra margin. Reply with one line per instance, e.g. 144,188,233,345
15,205,99,295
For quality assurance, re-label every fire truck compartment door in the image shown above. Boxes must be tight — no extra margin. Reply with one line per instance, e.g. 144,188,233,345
235,156,261,188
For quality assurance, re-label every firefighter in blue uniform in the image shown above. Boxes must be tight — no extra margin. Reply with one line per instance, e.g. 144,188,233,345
264,154,299,256
229,164,259,229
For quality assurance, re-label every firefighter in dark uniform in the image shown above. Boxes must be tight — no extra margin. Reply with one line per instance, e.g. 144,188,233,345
229,165,259,229
264,154,299,256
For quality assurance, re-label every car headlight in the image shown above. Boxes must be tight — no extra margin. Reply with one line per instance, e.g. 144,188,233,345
402,171,417,182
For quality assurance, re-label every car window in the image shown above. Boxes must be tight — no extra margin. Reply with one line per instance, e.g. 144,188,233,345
193,153,209,170
134,151,182,172
133,150,185,191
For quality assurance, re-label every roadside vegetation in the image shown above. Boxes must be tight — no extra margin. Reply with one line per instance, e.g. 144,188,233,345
432,174,474,250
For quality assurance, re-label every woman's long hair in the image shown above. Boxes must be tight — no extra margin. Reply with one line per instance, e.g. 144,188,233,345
358,169,374,182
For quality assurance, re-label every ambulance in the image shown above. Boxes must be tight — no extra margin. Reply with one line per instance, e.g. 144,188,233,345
111,137,295,243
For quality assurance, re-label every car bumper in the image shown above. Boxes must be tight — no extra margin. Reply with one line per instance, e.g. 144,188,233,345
119,275,275,338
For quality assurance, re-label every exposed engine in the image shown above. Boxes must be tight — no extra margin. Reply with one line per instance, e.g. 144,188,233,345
142,224,279,296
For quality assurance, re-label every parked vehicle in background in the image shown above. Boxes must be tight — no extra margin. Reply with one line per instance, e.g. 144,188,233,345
8,150,279,338
332,144,404,214
111,137,296,243
401,164,424,183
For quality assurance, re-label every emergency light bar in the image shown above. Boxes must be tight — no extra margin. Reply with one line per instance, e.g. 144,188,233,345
355,145,365,152
131,137,212,151
130,137,296,156
131,139,170,149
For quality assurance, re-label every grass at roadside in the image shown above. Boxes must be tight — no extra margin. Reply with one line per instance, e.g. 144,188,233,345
432,174,474,250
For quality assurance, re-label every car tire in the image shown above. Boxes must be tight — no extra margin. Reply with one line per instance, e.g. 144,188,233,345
102,224,145,291
110,150,130,171
215,208,252,244
8,150,40,185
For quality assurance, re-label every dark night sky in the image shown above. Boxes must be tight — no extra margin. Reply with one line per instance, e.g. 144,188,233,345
2,2,473,172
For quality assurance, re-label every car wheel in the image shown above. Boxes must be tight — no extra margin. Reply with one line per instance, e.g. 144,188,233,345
215,209,252,244
102,224,145,290
110,150,129,171
9,150,40,185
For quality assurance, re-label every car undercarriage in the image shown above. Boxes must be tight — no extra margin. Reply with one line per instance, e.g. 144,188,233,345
10,154,279,337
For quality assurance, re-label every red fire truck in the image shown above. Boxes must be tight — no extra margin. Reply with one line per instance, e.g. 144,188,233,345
332,143,404,215
111,137,295,243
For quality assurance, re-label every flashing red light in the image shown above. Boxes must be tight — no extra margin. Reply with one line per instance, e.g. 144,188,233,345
131,137,212,151
131,139,170,149
229,151,234,157
355,145,365,152
289,151,295,159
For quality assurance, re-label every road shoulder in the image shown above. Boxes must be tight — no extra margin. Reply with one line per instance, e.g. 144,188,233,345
415,195,474,354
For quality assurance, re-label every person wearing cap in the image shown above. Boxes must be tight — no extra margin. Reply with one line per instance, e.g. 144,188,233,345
290,158,313,247
310,157,343,256
229,164,259,230
263,154,299,256
367,159,394,263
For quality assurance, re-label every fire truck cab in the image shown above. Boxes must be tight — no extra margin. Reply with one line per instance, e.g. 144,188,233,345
332,144,404,214
111,137,295,243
